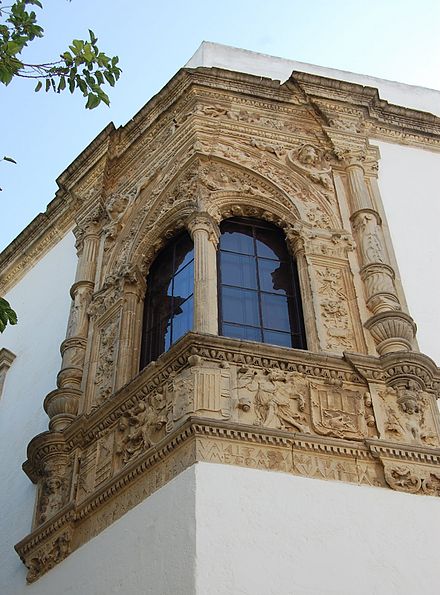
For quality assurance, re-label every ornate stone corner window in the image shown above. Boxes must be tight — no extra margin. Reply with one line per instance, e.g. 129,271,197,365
0,347,16,399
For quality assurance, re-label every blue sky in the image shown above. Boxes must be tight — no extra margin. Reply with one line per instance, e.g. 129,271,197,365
1,0,440,251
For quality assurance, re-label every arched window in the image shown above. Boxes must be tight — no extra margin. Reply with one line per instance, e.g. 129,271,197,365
218,218,306,349
140,232,194,367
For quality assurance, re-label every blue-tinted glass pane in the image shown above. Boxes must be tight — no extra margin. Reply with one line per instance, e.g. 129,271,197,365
258,259,291,294
222,287,260,326
220,252,257,289
263,329,292,348
175,235,194,274
172,296,193,342
175,252,194,275
261,293,290,331
223,324,262,342
255,227,287,260
173,260,194,300
220,228,254,255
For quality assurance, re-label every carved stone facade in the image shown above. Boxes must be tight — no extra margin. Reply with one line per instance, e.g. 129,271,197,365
11,63,440,582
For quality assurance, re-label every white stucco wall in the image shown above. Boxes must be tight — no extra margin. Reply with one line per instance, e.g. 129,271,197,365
0,231,76,595
10,466,197,595
195,462,440,595
375,140,440,365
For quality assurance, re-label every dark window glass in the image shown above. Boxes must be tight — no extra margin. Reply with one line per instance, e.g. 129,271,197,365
218,218,306,350
140,232,194,367
222,286,260,327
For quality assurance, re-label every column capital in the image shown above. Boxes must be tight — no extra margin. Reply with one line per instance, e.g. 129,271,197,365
186,211,220,246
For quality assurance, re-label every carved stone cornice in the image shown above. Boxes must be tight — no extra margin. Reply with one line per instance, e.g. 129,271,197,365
291,71,440,149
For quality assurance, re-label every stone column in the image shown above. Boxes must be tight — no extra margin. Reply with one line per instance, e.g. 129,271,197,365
344,158,416,355
285,226,320,352
187,212,220,335
115,265,146,389
44,218,101,432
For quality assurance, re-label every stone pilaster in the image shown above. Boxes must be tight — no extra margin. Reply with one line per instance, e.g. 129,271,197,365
186,211,220,335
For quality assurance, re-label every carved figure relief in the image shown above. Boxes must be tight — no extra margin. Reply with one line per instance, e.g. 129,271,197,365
39,477,65,524
103,188,137,243
117,391,167,465
287,143,334,199
236,367,310,433
377,383,439,446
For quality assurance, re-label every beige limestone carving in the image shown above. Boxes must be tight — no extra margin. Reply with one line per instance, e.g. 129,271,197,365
376,382,439,447
383,463,440,496
93,316,119,405
117,391,167,464
310,382,374,439
287,143,334,199
236,367,310,433
12,63,440,583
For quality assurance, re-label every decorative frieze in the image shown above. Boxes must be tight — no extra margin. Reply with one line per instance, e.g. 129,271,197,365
16,333,440,581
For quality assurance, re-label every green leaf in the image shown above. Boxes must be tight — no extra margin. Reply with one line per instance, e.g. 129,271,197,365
0,297,18,332
62,51,73,64
58,76,66,91
45,78,50,92
6,40,24,55
3,156,17,164
34,79,42,92
85,92,100,109
0,69,14,86
104,71,115,86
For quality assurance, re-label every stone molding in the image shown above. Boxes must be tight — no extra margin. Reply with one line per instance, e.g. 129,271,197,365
16,333,440,582
0,347,16,398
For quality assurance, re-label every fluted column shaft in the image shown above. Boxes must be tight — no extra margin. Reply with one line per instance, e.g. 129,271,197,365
115,268,146,390
187,212,220,335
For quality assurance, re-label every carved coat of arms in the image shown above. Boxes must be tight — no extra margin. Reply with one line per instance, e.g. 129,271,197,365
310,383,367,439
